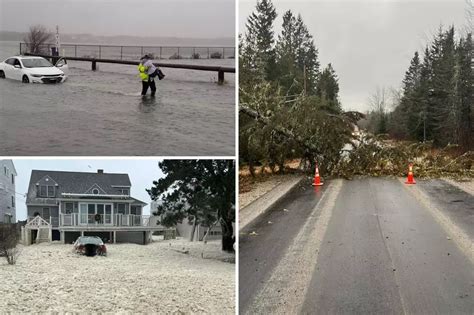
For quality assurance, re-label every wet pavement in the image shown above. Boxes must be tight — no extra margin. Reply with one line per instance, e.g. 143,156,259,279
240,178,474,314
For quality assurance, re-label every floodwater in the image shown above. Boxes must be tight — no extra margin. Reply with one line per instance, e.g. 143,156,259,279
0,41,235,156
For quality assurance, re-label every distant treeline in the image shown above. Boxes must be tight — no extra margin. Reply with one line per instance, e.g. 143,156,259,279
0,31,234,47
364,26,473,151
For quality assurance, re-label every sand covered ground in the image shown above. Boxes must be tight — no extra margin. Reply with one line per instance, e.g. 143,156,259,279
0,238,235,314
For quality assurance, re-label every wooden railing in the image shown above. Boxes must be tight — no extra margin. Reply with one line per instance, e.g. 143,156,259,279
59,214,151,227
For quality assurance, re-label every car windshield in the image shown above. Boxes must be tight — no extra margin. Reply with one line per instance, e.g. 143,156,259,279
77,237,103,245
21,58,53,68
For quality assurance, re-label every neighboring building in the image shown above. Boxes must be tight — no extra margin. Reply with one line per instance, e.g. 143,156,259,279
150,200,222,241
23,169,161,245
0,160,17,224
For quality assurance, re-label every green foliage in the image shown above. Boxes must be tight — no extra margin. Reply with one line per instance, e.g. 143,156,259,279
147,160,235,252
334,135,473,179
240,1,347,175
275,11,320,96
387,26,473,150
316,63,341,112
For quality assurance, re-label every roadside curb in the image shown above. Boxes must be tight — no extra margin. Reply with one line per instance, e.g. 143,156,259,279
239,175,306,231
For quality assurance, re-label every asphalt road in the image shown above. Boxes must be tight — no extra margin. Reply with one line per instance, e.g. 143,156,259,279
239,178,474,314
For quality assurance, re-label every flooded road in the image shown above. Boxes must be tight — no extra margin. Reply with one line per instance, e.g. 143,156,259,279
0,42,235,156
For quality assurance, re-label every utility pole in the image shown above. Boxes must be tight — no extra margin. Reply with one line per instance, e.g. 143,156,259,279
55,25,60,53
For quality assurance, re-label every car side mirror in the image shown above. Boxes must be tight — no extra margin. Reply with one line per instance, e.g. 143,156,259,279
14,64,21,69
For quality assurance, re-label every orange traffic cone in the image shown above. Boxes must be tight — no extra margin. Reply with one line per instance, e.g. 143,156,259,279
312,163,324,186
405,163,416,184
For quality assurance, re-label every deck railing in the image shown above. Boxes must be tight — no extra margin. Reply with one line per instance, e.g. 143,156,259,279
59,213,151,227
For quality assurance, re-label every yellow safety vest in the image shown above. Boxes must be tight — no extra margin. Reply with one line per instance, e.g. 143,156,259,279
138,64,149,81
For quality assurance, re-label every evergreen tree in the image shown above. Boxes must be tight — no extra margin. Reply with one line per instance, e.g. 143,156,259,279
428,26,456,146
316,63,341,112
242,0,277,82
455,33,473,149
275,11,320,95
147,160,235,252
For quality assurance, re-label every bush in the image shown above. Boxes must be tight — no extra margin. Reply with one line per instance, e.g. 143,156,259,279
191,53,200,59
0,224,21,265
210,51,222,59
169,53,182,60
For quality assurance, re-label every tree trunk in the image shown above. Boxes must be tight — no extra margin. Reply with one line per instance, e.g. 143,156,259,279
201,220,218,243
189,218,197,242
220,218,234,252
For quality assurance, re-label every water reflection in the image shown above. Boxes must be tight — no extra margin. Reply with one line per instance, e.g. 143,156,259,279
138,95,158,113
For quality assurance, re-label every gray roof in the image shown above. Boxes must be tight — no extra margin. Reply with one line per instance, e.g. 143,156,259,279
26,170,145,204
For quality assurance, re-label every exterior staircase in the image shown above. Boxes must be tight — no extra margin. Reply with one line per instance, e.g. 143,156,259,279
22,216,52,245
36,226,51,244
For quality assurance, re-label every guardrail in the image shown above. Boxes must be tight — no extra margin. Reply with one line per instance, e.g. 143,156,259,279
20,43,235,60
24,53,235,84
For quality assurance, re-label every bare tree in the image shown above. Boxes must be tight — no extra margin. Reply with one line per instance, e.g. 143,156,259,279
23,24,53,54
369,86,387,114
0,224,21,265
368,87,389,134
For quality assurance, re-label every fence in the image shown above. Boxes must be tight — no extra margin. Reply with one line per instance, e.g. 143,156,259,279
20,43,235,60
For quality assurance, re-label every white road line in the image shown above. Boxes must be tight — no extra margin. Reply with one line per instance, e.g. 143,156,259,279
442,178,474,196
399,178,474,265
247,179,344,314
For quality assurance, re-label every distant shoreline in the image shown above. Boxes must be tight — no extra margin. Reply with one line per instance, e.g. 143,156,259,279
0,31,235,47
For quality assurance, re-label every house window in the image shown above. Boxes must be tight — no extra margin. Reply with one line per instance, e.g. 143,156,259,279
65,202,74,214
39,185,47,197
117,203,126,214
92,188,100,195
119,189,129,195
4,166,8,176
130,205,141,215
47,186,55,197
11,174,14,184
43,207,50,219
11,196,15,208
4,214,11,224
39,185,55,197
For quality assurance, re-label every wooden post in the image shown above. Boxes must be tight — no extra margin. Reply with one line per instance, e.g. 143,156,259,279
208,47,210,59
92,60,97,71
160,47,162,59
113,231,117,243
75,45,77,57
222,47,225,59
120,46,123,60
178,47,180,59
99,46,101,59
218,70,224,84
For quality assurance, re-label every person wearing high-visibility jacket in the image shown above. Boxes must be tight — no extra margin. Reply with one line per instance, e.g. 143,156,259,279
138,54,157,96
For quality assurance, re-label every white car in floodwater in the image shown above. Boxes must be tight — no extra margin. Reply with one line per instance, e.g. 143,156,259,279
0,55,69,83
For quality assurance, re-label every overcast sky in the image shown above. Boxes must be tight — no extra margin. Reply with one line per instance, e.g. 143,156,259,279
12,159,165,221
0,0,235,38
240,0,468,111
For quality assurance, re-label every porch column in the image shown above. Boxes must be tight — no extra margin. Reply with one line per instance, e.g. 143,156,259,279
60,231,65,244
81,231,84,237
113,231,117,243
